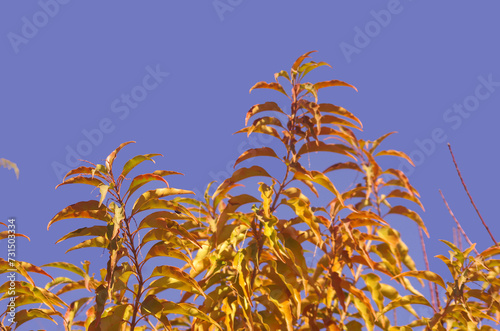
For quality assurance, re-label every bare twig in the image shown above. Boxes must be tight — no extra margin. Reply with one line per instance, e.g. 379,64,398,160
447,144,498,246
439,190,479,255
419,227,437,312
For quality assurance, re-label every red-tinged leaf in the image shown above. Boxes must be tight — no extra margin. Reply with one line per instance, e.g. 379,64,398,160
293,170,344,205
55,175,105,189
139,217,200,248
324,162,362,173
314,79,358,92
42,262,86,278
249,82,288,97
385,189,424,210
479,246,500,258
66,236,108,253
144,242,194,267
297,141,356,161
292,50,317,72
384,169,416,197
234,125,282,140
127,174,169,197
393,271,446,288
12,309,59,329
15,261,53,284
320,114,362,131
245,102,285,126
0,231,30,241
319,103,363,128
376,150,415,166
55,226,107,244
234,147,281,168
48,200,111,230
132,188,194,215
137,211,189,230
368,131,396,153
63,166,108,181
149,265,205,297
0,158,19,179
212,166,273,200
331,271,347,311
105,141,135,172
387,206,428,237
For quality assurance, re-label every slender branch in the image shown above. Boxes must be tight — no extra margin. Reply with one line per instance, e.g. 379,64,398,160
447,144,498,246
419,227,438,312
439,190,479,255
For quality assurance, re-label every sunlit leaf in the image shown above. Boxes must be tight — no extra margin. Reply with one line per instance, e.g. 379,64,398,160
48,200,111,230
245,102,285,126
314,79,358,92
149,265,205,297
249,82,288,97
234,147,281,168
55,175,105,189
105,141,135,172
387,206,428,236
376,150,415,167
393,271,446,288
55,225,107,244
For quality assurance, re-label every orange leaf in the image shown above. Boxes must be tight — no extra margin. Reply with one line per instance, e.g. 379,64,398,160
245,102,285,126
249,82,288,97
234,147,281,168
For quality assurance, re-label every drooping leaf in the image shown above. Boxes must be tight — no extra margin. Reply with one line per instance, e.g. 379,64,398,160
56,226,107,244
120,153,163,178
245,102,285,126
249,82,288,97
392,271,446,289
380,295,432,315
376,150,415,167
132,188,194,215
234,147,281,168
212,166,273,200
65,236,108,253
55,175,105,189
48,200,112,230
387,206,428,236
42,262,86,278
314,79,358,92
149,265,205,297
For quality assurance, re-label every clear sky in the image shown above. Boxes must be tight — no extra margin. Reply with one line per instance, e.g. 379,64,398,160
1,1,499,329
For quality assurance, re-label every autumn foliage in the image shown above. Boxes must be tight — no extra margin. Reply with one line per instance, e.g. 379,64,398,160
1,52,499,330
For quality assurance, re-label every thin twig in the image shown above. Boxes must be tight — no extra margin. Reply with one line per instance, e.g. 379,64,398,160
447,143,498,246
439,190,479,255
419,227,437,312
